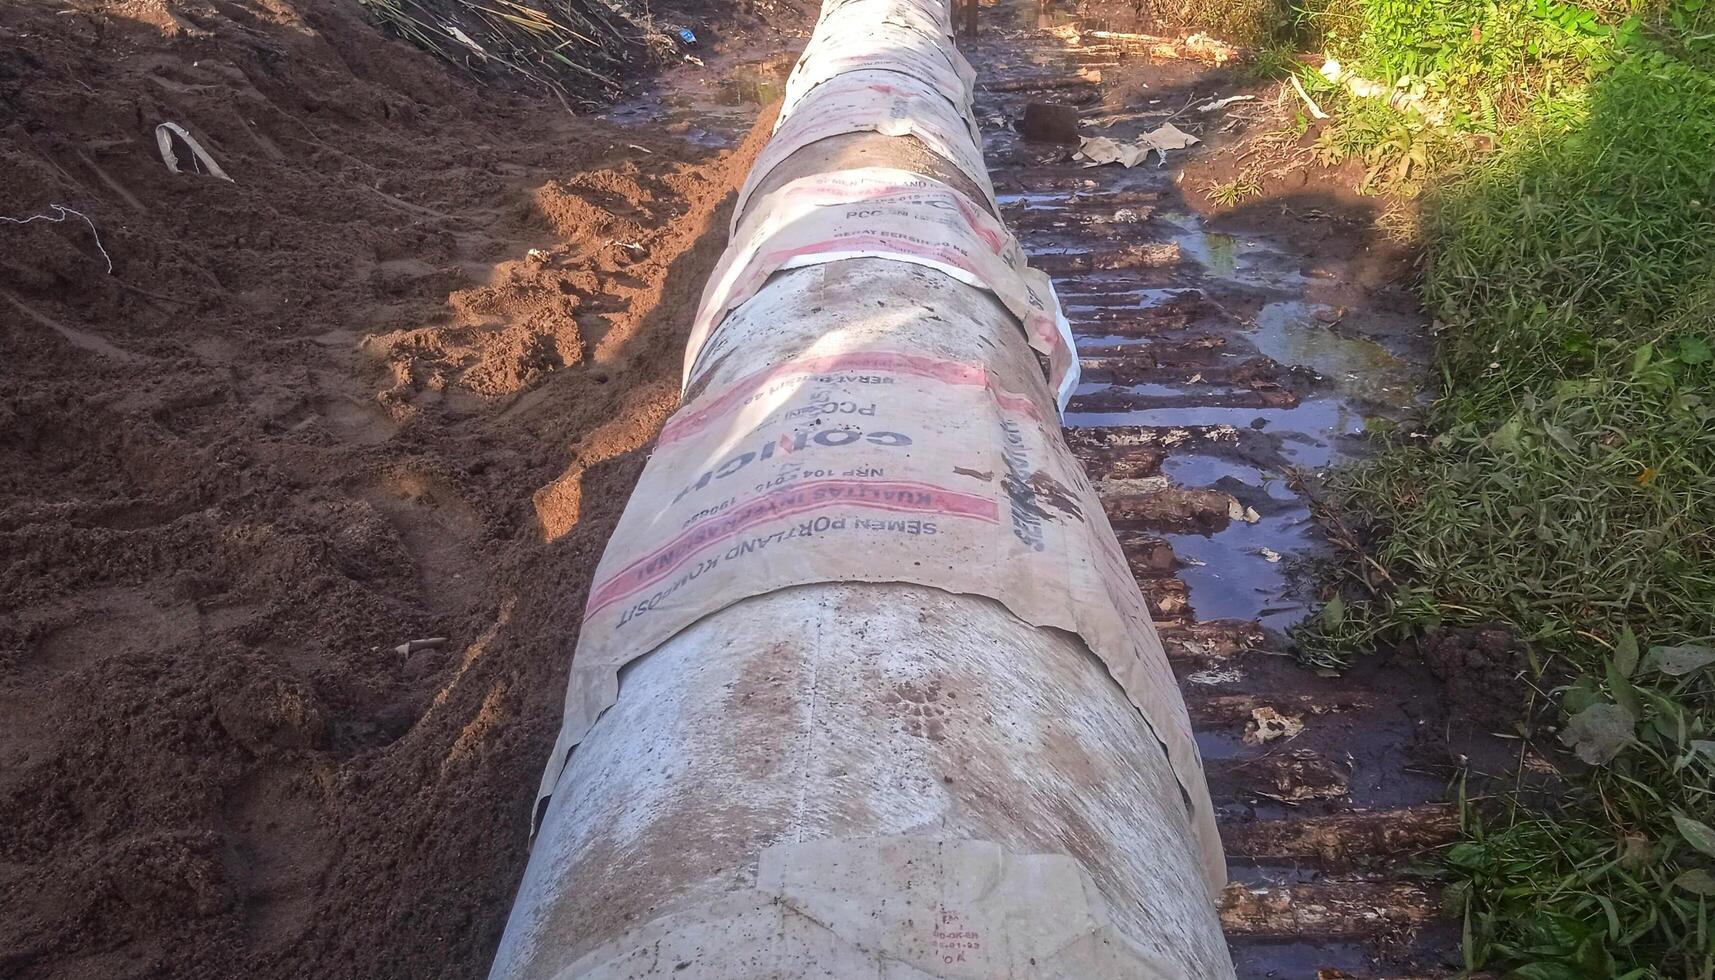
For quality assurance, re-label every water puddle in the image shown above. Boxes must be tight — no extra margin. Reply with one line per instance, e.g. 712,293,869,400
602,57,789,146
709,61,787,106
1187,229,1239,276
1065,397,1365,468
1170,510,1320,628
1161,213,1310,291
1251,301,1414,408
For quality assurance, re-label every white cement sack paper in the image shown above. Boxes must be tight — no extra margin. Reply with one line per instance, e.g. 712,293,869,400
783,0,976,114
781,22,978,134
537,262,1222,888
690,169,1078,411
735,71,998,228
564,838,1201,978
815,0,955,35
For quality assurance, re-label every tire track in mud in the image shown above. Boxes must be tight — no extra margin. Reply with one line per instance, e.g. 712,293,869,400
968,18,1494,979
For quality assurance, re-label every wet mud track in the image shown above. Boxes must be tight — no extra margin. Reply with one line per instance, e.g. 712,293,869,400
966,19,1474,979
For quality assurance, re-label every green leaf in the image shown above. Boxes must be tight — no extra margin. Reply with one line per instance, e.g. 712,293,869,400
1605,656,1643,719
1643,644,1715,676
1679,335,1713,365
1510,961,1584,980
1489,418,1524,451
1542,424,1579,454
1641,687,1689,745
1675,869,1715,895
1673,813,1715,858
1562,676,1599,715
1447,841,1486,869
1559,702,1636,765
1613,627,1639,678
1631,343,1654,375
1322,593,1346,629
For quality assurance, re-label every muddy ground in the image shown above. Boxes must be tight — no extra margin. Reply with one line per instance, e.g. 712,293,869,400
3,0,1485,975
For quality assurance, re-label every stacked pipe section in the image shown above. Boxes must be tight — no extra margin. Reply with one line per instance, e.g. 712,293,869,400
488,0,1236,975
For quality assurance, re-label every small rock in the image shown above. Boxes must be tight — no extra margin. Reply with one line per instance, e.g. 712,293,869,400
1018,102,1080,144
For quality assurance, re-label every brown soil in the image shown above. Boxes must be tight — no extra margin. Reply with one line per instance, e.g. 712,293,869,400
1417,625,1533,734
1071,0,1293,45
0,0,798,974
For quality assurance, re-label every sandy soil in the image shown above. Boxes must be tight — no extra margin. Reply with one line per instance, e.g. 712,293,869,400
0,0,799,974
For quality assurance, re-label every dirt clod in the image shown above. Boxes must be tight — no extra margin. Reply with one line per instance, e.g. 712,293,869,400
1418,625,1532,733
1019,101,1083,143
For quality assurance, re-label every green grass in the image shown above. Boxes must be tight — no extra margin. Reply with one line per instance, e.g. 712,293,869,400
1129,0,1298,45
1204,171,1265,206
1279,1,1715,975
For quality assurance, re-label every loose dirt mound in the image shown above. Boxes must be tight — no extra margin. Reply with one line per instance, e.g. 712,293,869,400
0,0,788,974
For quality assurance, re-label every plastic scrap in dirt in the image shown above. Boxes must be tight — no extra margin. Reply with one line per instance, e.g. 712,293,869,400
1289,75,1329,120
156,122,232,181
1194,95,1255,114
1186,666,1244,686
1318,59,1446,125
394,637,448,655
1227,498,1261,524
1244,706,1305,745
1,204,113,274
1073,124,1199,168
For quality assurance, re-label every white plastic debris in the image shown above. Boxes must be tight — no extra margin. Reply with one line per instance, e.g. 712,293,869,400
154,123,233,181
1244,706,1305,744
1289,75,1328,119
1194,94,1255,113
1073,123,1200,168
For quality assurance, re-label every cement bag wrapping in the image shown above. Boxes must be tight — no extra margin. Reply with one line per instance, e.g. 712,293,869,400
814,0,956,35
534,260,1224,892
780,3,977,130
688,168,1078,411
734,70,998,230
540,838,1222,978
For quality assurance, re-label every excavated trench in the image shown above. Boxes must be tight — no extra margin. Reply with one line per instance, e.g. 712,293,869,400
602,11,1487,976
605,16,1487,973
0,0,1491,971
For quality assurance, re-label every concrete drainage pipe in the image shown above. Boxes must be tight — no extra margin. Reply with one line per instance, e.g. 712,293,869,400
487,0,1235,976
